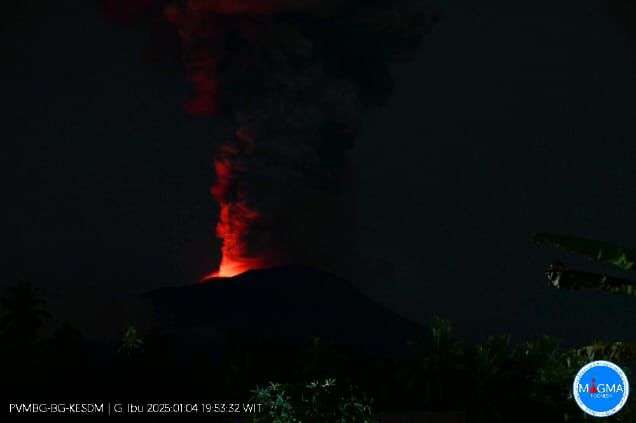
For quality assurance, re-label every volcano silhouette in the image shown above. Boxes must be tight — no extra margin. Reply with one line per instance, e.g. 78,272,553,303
145,265,424,352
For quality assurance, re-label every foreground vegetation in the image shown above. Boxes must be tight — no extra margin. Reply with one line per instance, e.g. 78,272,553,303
1,281,634,422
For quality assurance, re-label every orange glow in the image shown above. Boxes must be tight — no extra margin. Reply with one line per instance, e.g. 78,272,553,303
201,134,275,282
213,259,249,278
202,256,263,280
105,0,288,282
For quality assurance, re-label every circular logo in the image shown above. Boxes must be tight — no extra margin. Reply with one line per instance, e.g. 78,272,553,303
573,360,630,417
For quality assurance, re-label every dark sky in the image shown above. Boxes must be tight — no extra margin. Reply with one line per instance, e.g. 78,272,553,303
3,0,636,344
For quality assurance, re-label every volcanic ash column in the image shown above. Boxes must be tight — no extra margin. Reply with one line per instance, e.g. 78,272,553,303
102,0,442,278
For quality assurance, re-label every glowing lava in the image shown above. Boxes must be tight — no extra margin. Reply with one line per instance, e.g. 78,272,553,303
206,257,262,279
202,133,274,280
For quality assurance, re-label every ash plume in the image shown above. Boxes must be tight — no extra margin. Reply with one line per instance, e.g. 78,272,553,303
103,0,441,277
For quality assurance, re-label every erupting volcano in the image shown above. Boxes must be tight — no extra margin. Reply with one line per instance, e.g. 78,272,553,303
103,0,440,279
207,138,274,278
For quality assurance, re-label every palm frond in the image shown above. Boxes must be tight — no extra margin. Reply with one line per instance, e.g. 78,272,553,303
545,261,636,296
534,232,636,270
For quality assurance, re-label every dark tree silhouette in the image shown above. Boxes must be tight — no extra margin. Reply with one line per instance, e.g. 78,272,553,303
0,280,50,348
403,317,464,409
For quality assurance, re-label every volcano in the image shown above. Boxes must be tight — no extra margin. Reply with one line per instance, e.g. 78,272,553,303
145,266,424,352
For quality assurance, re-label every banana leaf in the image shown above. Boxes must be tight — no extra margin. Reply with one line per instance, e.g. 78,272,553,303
545,261,636,296
534,233,636,271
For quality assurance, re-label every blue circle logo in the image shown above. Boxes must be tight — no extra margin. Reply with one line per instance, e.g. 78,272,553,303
573,360,630,417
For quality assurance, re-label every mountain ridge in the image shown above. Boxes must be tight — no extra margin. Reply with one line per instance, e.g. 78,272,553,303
144,265,424,352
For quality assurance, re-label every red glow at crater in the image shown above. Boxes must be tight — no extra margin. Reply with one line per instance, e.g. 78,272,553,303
201,138,276,281
203,256,261,280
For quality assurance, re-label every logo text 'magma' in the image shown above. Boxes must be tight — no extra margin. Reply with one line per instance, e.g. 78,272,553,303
579,384,624,394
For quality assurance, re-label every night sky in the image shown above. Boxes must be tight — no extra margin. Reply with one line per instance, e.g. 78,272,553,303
3,0,636,344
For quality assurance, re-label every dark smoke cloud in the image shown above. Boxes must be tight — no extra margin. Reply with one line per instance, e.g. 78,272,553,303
103,0,441,277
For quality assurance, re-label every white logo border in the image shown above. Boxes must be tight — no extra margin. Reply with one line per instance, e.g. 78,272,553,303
573,360,630,418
